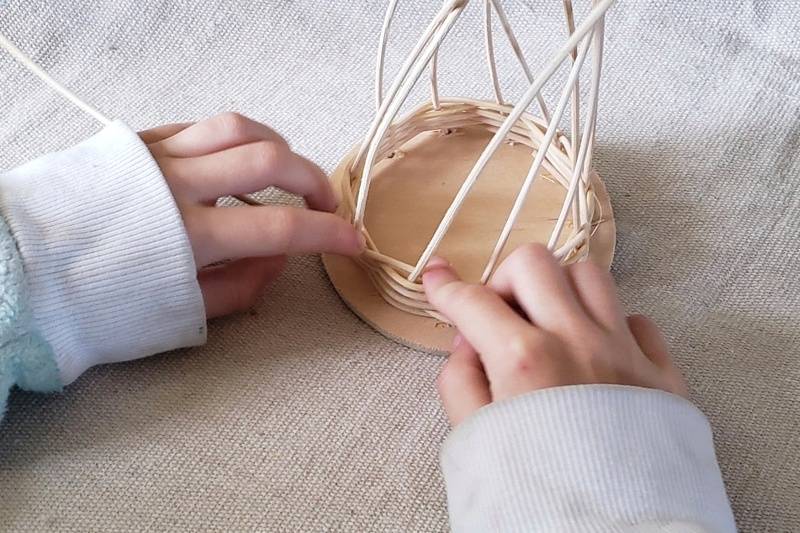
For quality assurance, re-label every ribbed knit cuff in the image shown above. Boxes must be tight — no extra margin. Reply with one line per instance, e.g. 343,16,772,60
441,385,736,533
0,120,207,384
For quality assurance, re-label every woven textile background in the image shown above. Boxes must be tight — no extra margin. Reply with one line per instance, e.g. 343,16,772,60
1,1,798,531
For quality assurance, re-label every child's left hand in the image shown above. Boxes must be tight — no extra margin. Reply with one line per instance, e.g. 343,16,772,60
139,113,363,319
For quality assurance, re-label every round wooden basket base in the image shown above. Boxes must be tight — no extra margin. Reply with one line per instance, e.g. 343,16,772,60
323,126,616,354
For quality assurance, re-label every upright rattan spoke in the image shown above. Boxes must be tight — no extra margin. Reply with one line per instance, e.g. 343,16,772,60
353,2,467,228
0,33,111,125
2,2,615,329
338,0,614,320
480,30,593,283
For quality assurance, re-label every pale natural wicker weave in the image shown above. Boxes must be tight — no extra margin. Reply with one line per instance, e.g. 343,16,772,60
0,0,613,323
339,0,614,320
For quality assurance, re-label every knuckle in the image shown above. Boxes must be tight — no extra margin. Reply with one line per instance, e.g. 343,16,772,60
270,129,290,150
508,242,553,269
253,140,288,170
443,282,487,309
571,258,605,280
506,333,545,361
267,208,298,250
568,258,591,275
519,242,552,258
505,332,547,367
215,111,250,137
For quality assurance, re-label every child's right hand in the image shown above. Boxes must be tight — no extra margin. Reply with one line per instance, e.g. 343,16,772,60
423,244,689,426
138,113,364,320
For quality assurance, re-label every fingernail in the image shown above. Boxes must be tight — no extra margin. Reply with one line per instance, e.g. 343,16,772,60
424,256,450,272
422,260,458,292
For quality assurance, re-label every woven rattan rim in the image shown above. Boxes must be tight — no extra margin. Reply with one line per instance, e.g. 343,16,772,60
329,0,615,324
339,97,605,322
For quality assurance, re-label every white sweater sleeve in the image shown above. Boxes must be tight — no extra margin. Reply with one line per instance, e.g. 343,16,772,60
0,120,207,384
441,385,736,533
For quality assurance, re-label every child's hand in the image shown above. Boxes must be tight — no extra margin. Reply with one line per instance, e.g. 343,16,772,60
423,244,689,426
139,113,363,319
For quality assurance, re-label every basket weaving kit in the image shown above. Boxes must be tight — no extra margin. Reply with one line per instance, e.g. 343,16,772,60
1,0,799,531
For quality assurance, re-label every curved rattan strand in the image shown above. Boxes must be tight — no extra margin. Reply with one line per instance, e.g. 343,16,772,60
343,0,614,321
339,98,604,318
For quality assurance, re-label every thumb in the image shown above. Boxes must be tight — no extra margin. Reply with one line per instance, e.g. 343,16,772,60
438,336,491,426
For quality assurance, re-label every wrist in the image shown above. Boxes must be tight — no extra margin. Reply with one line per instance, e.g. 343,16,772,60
0,121,207,384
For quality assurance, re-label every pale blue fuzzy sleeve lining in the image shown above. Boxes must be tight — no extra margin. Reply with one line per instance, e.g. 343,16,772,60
0,214,60,421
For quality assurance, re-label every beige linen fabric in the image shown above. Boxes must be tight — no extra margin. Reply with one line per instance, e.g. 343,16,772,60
0,1,798,531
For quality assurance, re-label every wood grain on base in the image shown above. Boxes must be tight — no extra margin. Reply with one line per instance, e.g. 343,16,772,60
323,127,615,353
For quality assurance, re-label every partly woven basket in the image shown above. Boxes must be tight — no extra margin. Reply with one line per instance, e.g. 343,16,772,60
332,0,615,323
0,1,615,343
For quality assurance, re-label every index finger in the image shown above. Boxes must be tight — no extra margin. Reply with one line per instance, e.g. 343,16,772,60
423,258,537,372
190,205,364,265
161,141,336,212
